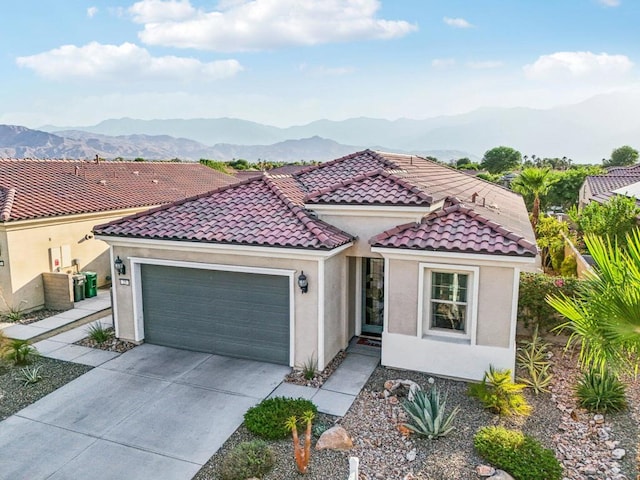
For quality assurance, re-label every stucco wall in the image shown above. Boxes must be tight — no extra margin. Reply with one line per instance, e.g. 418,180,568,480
1,210,138,311
0,230,12,311
110,244,322,367
323,253,347,365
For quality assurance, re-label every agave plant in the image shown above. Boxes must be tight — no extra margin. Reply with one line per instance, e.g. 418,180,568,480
402,386,459,439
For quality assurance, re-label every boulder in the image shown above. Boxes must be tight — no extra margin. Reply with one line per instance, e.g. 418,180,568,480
476,465,496,477
489,470,515,480
316,425,353,450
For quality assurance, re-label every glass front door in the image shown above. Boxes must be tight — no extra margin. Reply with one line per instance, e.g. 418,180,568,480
361,258,384,335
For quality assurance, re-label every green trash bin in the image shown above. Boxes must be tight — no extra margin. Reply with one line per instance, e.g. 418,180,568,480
73,275,85,302
83,271,98,298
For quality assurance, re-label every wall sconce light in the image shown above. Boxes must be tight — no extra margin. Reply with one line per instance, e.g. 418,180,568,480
297,271,308,294
114,256,126,276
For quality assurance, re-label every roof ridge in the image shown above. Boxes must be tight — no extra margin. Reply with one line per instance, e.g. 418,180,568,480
0,188,16,222
93,175,262,233
291,149,398,179
263,176,351,247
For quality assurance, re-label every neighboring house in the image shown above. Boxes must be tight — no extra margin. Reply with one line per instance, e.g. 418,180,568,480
94,150,538,381
0,159,235,313
579,164,640,207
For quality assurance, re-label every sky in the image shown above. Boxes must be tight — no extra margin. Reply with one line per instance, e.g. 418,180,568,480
1,0,639,128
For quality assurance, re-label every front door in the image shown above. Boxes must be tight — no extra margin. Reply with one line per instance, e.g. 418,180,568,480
361,257,384,335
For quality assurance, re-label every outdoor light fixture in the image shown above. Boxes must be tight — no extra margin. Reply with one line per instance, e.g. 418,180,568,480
297,271,308,294
114,256,126,276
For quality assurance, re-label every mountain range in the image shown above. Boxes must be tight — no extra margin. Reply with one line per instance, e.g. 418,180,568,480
1,90,638,163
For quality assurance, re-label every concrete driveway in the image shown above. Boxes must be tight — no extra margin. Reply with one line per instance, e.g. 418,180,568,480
0,344,290,480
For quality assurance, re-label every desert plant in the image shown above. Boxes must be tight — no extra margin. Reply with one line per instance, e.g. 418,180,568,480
219,440,275,480
300,355,317,381
560,255,577,277
312,419,330,438
2,339,39,366
19,364,43,386
576,368,627,413
402,387,459,439
285,410,314,474
474,426,563,480
468,366,531,416
244,397,318,440
516,327,553,394
86,323,114,344
0,297,27,322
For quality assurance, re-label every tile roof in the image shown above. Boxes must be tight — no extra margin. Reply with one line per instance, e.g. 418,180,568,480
95,149,535,256
370,201,537,257
0,160,236,222
94,175,354,250
586,174,640,197
305,169,433,206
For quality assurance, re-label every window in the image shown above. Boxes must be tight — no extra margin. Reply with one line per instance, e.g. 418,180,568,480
430,272,468,333
419,264,478,341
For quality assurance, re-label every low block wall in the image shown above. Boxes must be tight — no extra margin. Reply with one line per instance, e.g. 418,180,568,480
42,272,73,311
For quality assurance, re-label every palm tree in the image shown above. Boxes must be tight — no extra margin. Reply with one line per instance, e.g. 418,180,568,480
511,168,555,229
547,231,640,374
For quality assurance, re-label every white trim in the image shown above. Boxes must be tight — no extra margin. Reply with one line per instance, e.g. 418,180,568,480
128,256,297,366
308,203,434,221
354,257,362,336
342,257,349,348
417,263,479,344
96,235,352,261
317,258,325,369
109,247,120,338
372,247,537,266
383,257,390,334
509,268,521,350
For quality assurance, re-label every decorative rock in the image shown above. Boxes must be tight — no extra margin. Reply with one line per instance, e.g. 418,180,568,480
611,448,625,460
385,379,422,401
593,414,605,424
316,425,354,451
604,440,618,449
488,470,515,480
406,448,416,462
476,464,496,477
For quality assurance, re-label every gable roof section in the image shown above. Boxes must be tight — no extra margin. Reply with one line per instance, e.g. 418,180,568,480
304,169,433,206
94,176,354,250
370,201,537,257
0,160,236,222
586,174,640,197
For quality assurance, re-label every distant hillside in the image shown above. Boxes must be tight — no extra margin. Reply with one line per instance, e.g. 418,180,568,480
0,125,473,162
41,90,640,162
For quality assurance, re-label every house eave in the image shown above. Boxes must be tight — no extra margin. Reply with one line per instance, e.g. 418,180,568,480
370,246,538,266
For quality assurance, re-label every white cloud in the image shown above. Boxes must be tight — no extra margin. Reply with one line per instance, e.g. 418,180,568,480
523,51,633,80
598,0,620,7
130,0,417,52
467,60,503,69
443,17,472,28
16,42,242,82
87,6,98,18
299,63,355,76
431,58,455,69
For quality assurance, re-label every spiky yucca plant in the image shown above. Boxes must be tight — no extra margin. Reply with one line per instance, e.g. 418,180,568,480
576,369,627,413
402,387,460,439
517,327,553,394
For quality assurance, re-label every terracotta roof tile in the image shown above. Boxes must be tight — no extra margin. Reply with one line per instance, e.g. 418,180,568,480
586,174,640,197
370,202,537,257
94,175,354,250
0,160,236,222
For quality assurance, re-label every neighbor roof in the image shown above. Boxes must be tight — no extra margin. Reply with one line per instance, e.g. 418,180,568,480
95,149,536,256
585,173,640,198
0,160,236,222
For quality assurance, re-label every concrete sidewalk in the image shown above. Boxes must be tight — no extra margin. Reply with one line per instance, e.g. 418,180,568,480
269,340,380,416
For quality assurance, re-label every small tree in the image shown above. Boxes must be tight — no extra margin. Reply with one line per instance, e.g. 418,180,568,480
570,195,640,248
535,214,568,272
604,145,639,167
511,168,555,228
285,411,315,474
481,146,522,174
546,166,603,211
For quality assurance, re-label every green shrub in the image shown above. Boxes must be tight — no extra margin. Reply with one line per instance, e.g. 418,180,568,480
518,272,581,330
86,323,114,344
560,255,577,277
468,366,531,416
474,426,562,480
220,440,274,480
516,327,553,394
2,339,39,366
402,387,459,439
244,397,318,440
576,369,627,413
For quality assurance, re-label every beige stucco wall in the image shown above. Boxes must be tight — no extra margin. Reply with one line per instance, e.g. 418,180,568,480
110,243,323,367
0,208,147,312
323,253,348,365
0,230,12,311
385,257,516,348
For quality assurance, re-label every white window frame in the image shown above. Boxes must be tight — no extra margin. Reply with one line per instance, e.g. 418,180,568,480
417,263,479,343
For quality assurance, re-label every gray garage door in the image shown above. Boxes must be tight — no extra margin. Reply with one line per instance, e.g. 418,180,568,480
140,264,290,365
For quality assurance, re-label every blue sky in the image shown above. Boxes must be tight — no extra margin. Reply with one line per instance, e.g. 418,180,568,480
1,0,638,127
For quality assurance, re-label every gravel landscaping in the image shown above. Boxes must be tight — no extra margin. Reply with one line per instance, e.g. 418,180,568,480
0,357,92,421
1,308,65,325
195,342,639,480
74,327,137,353
285,350,347,388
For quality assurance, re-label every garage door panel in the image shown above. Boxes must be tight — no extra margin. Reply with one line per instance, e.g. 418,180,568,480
141,264,290,365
